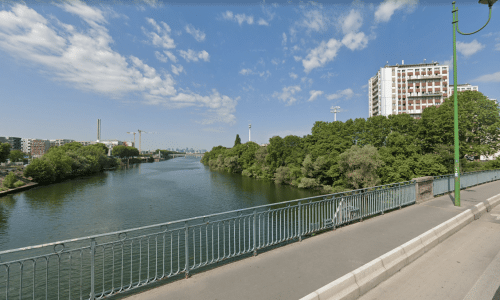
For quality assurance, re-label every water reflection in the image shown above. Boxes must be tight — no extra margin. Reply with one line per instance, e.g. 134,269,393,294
0,157,319,251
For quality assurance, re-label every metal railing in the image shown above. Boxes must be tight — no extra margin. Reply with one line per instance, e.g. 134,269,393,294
0,181,416,299
433,169,500,196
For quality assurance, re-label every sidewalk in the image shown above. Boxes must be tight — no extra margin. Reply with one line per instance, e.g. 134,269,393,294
122,181,500,300
359,203,500,300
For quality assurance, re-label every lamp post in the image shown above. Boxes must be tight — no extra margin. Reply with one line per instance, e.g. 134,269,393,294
452,0,495,206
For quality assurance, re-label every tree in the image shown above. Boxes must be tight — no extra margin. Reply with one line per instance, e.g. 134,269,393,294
234,134,241,147
339,145,384,189
0,143,11,163
418,91,500,158
24,158,56,184
8,150,24,162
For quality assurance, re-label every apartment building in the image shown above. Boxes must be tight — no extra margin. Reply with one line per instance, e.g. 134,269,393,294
31,139,51,158
100,140,124,156
369,61,449,119
448,83,478,95
21,138,32,154
0,136,22,151
49,139,75,148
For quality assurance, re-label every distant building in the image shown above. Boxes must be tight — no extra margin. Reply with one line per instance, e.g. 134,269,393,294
369,60,449,119
31,139,51,158
50,139,75,148
75,141,94,146
448,83,478,95
21,138,32,154
0,136,22,151
123,141,134,147
99,140,124,156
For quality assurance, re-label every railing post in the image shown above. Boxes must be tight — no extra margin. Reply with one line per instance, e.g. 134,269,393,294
90,238,96,300
184,222,189,278
298,202,302,241
253,209,257,256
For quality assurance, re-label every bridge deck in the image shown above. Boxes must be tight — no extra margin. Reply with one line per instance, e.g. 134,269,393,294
122,181,500,300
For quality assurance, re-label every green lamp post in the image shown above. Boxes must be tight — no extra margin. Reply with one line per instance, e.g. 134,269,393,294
451,0,496,206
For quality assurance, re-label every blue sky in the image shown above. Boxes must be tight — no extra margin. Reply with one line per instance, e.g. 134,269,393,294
0,0,499,151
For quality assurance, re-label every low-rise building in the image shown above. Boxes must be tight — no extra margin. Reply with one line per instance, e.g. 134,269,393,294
99,140,124,155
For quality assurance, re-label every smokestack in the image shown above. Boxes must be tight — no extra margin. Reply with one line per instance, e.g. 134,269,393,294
249,124,251,142
402,60,404,65
97,119,101,142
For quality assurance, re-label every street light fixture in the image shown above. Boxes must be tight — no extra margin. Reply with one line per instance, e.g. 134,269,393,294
451,0,495,206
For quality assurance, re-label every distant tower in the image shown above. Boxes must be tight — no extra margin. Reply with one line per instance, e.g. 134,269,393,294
97,119,101,142
330,106,340,122
249,124,251,142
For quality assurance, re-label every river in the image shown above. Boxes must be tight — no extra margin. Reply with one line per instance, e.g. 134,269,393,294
0,157,320,251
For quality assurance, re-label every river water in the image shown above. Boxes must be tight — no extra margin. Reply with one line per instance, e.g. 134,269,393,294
0,157,320,251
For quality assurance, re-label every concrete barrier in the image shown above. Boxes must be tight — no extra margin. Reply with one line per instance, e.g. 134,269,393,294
419,229,439,253
299,193,500,300
401,236,425,264
302,273,360,300
352,258,387,296
379,247,408,277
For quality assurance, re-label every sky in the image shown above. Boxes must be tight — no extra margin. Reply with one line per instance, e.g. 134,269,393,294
0,0,499,151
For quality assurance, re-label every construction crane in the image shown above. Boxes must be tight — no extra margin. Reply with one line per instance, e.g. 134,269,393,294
137,129,147,154
126,132,136,148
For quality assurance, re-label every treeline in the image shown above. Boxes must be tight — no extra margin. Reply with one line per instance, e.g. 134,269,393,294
24,142,119,184
202,91,500,192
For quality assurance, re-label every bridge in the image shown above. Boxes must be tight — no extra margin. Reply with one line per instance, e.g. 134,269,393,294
1,170,499,299
168,153,204,158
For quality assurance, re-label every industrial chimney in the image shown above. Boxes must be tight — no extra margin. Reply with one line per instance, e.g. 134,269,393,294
97,119,101,142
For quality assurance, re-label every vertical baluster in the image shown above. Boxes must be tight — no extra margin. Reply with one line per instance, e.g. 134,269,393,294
298,202,302,241
90,239,95,300
184,222,189,278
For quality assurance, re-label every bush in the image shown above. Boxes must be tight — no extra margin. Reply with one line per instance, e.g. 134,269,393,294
24,159,56,184
2,172,17,189
13,180,25,188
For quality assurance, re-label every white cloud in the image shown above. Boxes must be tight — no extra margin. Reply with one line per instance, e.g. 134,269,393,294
326,88,354,100
144,17,175,49
222,11,254,25
179,49,210,62
0,3,237,125
456,39,485,57
171,64,184,75
301,77,313,87
239,68,254,75
271,58,280,65
342,32,368,50
155,50,177,63
320,72,336,79
259,70,271,79
272,85,301,106
341,9,362,34
375,0,417,23
185,24,205,42
472,72,500,82
294,55,302,62
289,72,298,79
301,10,327,33
302,38,342,73
282,32,287,45
258,19,269,26
308,90,324,102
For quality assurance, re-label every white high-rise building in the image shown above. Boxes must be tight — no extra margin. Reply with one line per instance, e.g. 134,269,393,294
369,61,449,119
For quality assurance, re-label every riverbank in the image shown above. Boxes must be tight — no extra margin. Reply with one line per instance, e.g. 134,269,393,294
0,166,37,197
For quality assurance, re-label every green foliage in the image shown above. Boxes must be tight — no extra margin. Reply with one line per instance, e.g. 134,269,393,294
13,180,25,188
201,93,500,192
112,145,138,159
234,134,241,147
23,143,119,184
2,172,17,189
0,143,11,163
339,145,384,189
24,159,56,184
8,150,24,162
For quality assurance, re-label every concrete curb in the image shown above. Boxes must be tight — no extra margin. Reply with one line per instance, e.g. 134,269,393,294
299,193,500,300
